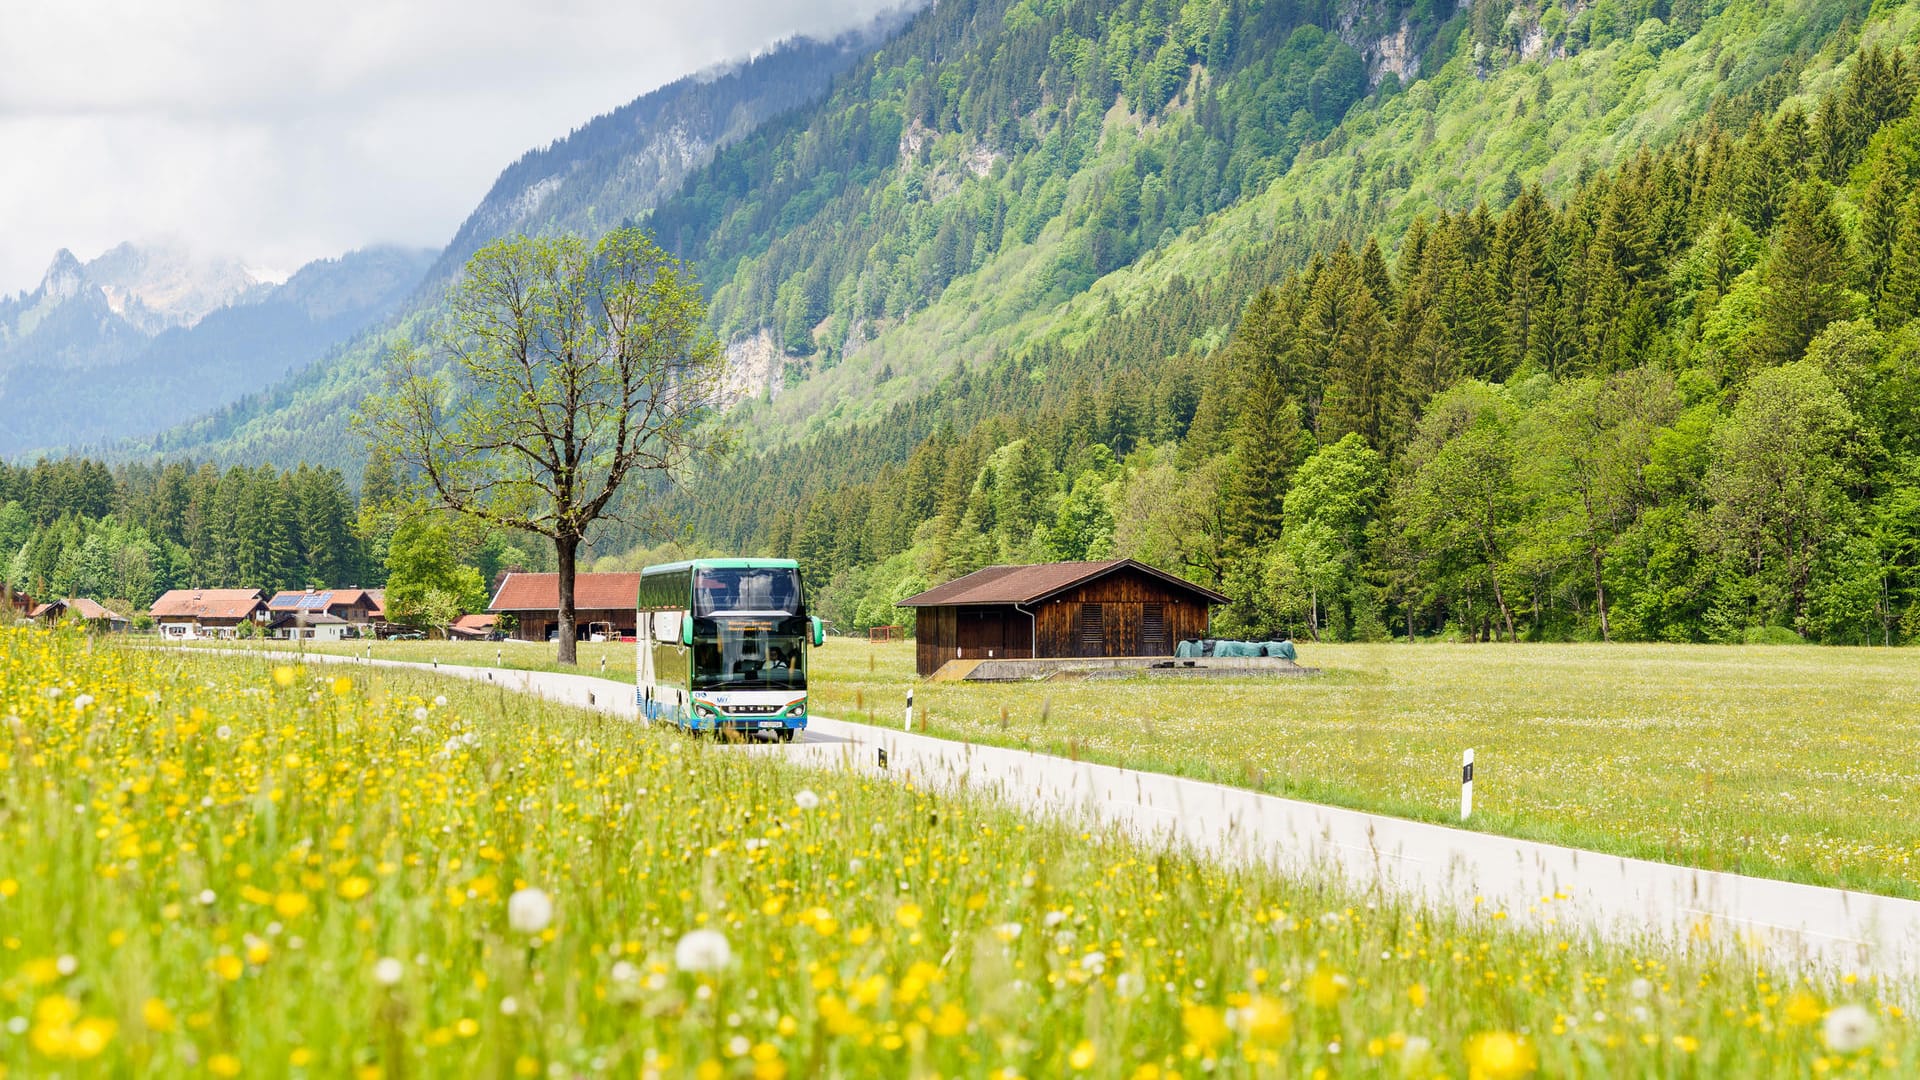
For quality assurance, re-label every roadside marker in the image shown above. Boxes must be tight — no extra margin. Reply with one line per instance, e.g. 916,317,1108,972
904,688,914,732
877,747,889,770
1461,749,1475,821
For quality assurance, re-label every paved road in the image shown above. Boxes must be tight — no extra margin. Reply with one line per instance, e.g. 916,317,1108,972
219,650,1920,982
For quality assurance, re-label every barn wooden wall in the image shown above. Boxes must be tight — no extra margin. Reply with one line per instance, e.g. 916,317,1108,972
912,568,1215,674
1034,570,1209,659
916,605,1036,675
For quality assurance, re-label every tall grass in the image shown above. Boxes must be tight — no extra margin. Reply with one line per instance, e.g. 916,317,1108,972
3,628,1909,1076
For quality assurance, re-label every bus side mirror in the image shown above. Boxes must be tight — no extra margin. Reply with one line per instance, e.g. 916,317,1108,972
681,614,694,647
811,617,824,648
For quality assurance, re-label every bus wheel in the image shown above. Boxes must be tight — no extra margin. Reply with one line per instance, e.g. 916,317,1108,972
776,728,798,743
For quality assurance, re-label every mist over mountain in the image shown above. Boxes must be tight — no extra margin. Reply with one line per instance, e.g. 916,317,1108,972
0,244,433,455
117,21,915,469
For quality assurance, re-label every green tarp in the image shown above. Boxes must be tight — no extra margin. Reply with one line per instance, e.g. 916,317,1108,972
1175,639,1298,659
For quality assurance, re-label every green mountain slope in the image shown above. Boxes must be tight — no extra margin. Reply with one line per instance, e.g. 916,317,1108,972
722,0,1909,446
634,1,1920,647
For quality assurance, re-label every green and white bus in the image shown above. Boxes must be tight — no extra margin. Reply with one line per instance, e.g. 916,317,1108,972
637,558,823,740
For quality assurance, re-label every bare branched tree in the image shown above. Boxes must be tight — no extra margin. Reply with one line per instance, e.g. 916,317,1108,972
359,227,727,664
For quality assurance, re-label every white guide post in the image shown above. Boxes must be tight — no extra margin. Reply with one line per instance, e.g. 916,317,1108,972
904,688,914,732
1461,748,1475,821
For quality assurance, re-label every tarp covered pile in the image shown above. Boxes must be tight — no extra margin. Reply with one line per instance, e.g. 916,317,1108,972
1175,638,1297,660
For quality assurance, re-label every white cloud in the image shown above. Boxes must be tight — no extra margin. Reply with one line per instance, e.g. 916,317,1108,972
0,0,909,294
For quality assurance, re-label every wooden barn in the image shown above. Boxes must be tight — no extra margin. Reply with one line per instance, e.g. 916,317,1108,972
487,572,642,642
897,559,1226,677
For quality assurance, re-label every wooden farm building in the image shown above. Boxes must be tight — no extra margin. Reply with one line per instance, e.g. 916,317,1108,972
487,572,642,642
29,598,130,633
897,559,1227,677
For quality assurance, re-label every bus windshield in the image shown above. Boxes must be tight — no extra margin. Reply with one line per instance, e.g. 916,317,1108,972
694,567,802,616
691,615,808,690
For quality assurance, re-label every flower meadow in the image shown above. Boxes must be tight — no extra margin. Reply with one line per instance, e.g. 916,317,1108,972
2,630,1914,1077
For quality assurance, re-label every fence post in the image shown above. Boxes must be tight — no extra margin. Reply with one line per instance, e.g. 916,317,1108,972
1460,749,1475,821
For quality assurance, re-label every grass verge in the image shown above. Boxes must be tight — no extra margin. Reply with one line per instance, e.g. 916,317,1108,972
2,627,1911,1076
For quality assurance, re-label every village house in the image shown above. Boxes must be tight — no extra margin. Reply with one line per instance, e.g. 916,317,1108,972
447,613,499,641
30,598,131,633
265,589,383,639
897,559,1227,677
150,589,270,639
487,573,640,642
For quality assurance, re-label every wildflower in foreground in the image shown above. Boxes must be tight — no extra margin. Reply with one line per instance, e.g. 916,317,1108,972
373,957,404,987
507,888,554,934
675,929,732,973
1823,1004,1877,1053
794,788,821,811
1183,1004,1228,1052
1464,1031,1537,1079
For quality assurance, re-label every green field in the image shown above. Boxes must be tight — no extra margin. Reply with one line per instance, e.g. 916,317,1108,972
5,628,1912,1077
189,637,1920,900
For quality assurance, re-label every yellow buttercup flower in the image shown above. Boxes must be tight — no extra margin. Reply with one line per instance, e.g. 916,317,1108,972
931,1003,968,1037
1183,1004,1229,1051
1069,1039,1097,1069
272,666,298,689
1243,995,1293,1044
1465,1031,1537,1080
1304,969,1348,1008
895,902,924,929
1785,991,1824,1026
142,998,176,1032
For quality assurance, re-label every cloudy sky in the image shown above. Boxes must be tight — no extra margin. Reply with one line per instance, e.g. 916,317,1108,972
0,0,911,295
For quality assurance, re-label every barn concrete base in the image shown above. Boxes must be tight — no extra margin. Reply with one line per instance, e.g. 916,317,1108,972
930,655,1320,681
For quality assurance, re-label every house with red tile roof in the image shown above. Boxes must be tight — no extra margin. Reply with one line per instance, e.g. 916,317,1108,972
150,589,269,639
266,588,383,634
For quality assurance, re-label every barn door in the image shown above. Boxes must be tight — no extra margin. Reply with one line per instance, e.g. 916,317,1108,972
1141,603,1167,655
1075,603,1106,657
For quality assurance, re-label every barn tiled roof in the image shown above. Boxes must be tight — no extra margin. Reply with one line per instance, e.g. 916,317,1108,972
30,598,126,621
150,589,267,620
488,573,643,613
897,559,1228,607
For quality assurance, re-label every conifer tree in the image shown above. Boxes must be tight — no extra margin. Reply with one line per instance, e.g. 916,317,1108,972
1758,185,1858,368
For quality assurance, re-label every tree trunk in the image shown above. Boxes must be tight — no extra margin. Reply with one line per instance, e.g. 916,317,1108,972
1488,572,1516,642
555,533,580,666
1590,544,1611,642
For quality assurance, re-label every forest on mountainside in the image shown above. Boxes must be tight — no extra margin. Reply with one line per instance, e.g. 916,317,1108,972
657,41,1920,646
648,0,1425,372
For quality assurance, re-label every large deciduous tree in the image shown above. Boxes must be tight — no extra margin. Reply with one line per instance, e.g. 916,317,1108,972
360,227,727,664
